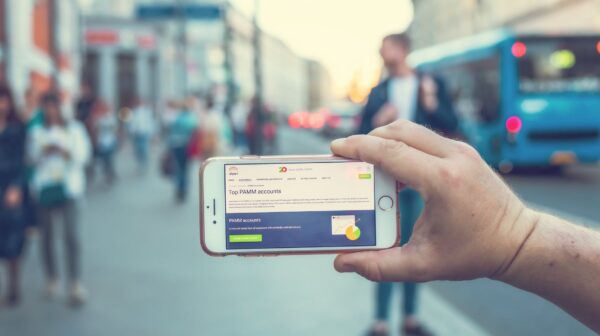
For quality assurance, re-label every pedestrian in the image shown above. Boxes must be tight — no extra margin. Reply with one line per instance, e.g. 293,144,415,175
91,100,118,184
28,92,91,306
0,85,27,307
358,33,458,336
245,97,277,155
230,98,249,153
201,95,232,158
164,97,198,203
129,97,155,172
75,81,103,183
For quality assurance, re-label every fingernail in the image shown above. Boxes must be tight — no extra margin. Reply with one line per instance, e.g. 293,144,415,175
337,261,356,273
331,138,346,147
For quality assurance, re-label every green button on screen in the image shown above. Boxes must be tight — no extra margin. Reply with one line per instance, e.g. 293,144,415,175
358,173,372,179
229,234,263,243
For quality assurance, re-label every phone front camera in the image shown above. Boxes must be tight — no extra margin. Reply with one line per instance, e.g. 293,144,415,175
212,220,217,224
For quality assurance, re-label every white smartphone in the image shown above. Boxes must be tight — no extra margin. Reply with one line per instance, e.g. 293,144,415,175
200,155,399,256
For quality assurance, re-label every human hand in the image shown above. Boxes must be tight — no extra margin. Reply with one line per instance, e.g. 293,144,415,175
331,120,539,282
44,145,70,160
373,103,397,128
4,186,22,208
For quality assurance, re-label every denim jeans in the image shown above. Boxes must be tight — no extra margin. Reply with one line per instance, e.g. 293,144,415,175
132,134,150,168
39,201,80,283
171,146,189,198
375,188,424,319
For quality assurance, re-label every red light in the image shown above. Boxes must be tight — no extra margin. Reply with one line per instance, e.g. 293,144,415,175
512,42,527,58
327,115,341,128
308,113,326,129
596,41,600,54
506,116,522,133
288,112,302,128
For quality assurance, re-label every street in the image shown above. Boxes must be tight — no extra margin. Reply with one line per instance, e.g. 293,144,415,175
0,127,596,336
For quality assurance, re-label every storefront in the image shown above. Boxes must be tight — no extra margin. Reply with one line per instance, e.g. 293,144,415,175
83,17,164,114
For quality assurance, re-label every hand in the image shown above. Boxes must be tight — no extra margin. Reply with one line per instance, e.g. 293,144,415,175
44,145,70,160
4,186,23,208
373,103,397,128
331,120,539,282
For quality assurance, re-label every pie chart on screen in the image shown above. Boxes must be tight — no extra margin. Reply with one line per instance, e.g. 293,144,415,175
345,225,361,241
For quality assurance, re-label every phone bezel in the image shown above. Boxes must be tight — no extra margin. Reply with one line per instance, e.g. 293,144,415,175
200,155,400,256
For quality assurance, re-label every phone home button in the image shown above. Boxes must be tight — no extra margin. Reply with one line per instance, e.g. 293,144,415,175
378,196,394,211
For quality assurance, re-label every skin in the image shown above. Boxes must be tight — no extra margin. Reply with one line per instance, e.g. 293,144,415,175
331,120,600,333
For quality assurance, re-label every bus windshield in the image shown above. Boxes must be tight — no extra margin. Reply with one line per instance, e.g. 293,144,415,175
517,37,600,94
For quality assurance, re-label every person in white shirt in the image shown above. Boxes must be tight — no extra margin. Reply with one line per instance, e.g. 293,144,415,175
358,33,458,336
91,100,118,184
28,92,91,307
129,97,155,172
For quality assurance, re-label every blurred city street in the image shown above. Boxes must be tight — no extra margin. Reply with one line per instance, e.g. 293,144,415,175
0,128,597,335
1,0,600,335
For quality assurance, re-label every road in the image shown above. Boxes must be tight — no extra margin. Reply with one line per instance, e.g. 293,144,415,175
0,127,597,336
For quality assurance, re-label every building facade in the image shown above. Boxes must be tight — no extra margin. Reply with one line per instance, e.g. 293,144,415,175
82,17,167,113
80,0,323,115
409,0,600,49
306,59,333,110
0,0,81,109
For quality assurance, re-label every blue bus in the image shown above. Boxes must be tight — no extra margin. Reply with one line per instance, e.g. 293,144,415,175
409,30,600,172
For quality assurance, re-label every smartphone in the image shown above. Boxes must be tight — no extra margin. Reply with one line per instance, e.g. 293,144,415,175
200,155,399,256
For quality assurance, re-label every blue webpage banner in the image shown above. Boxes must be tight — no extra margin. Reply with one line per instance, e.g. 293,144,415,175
226,210,376,249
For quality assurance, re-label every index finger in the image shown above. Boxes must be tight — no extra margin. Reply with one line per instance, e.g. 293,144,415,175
331,134,440,193
369,120,455,158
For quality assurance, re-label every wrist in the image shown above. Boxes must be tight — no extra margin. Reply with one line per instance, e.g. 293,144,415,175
490,207,542,284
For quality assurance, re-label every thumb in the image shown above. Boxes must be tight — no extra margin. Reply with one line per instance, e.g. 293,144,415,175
334,246,428,283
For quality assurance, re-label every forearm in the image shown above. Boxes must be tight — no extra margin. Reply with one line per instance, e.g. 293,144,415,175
498,211,600,332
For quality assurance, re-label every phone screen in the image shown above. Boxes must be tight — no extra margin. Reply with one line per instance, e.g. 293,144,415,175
224,161,376,249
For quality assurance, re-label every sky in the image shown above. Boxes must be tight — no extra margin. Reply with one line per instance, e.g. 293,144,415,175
231,0,414,97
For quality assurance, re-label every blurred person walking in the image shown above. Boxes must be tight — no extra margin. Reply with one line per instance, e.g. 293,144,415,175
0,86,27,307
164,98,198,203
28,92,91,307
246,97,277,155
129,97,155,172
91,101,119,184
358,33,458,336
230,99,249,153
201,95,233,158
76,81,112,184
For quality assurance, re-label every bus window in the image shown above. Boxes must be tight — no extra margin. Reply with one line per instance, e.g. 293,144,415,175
439,55,501,124
517,37,600,94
